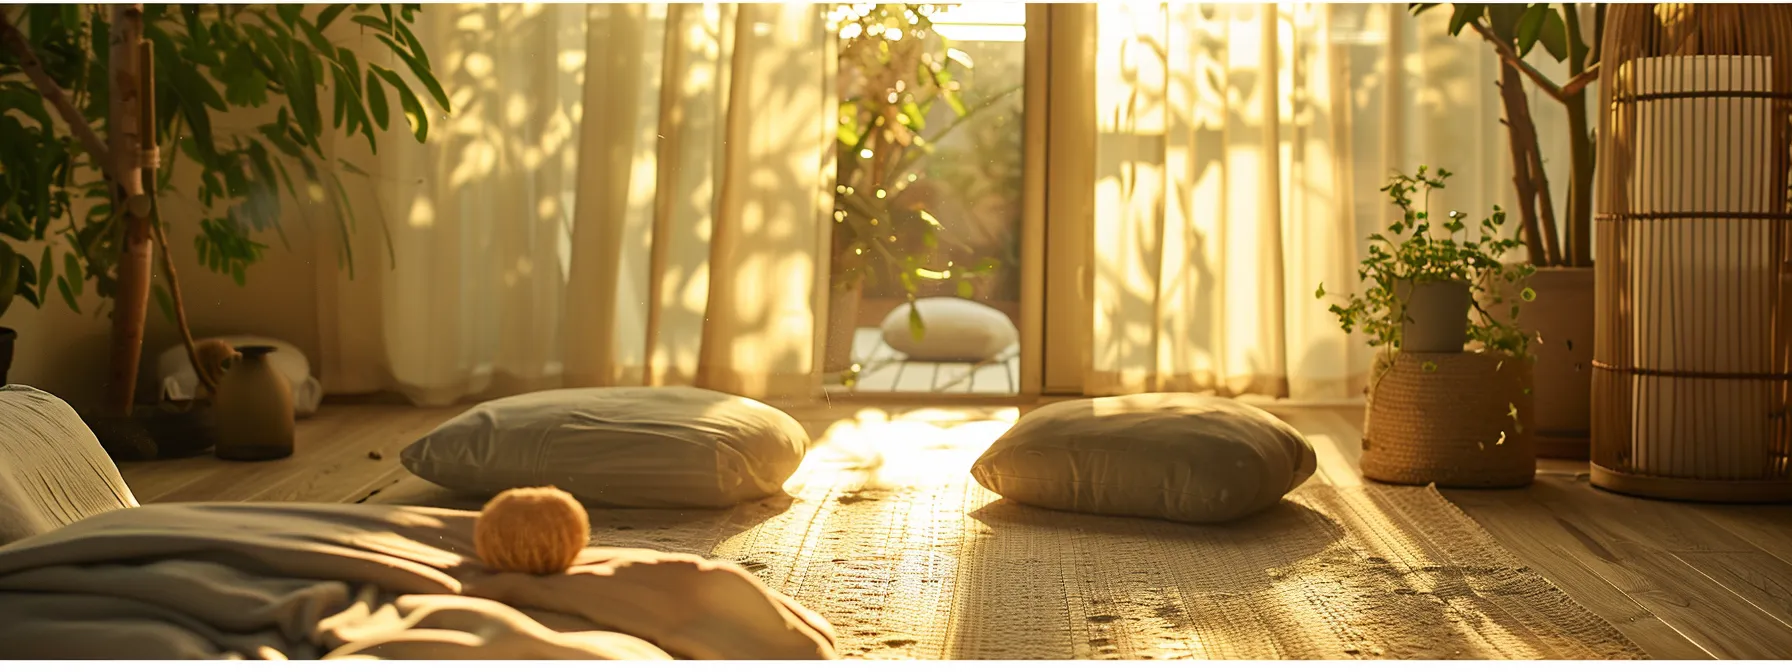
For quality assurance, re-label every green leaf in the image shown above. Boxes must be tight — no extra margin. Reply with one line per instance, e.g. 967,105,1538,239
1315,283,1326,299
351,16,391,33
37,246,54,295
55,277,79,313
1537,8,1569,62
375,34,450,112
276,4,303,26
316,4,351,31
1448,4,1484,36
297,16,336,56
217,44,271,108
395,19,429,70
1515,4,1548,56
62,252,82,297
364,71,390,129
1486,4,1526,41
373,65,428,142
908,304,926,341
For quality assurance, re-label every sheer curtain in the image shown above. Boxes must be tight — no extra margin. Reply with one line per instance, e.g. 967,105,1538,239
317,4,835,406
1083,3,1572,400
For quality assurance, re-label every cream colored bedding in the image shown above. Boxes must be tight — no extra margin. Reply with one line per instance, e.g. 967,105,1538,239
0,502,835,660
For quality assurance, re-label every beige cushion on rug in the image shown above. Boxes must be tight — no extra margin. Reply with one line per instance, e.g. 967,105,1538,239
0,385,138,545
401,387,809,509
970,393,1317,524
879,297,1018,362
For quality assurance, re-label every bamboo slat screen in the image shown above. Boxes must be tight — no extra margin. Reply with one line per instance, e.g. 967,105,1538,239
1591,3,1792,502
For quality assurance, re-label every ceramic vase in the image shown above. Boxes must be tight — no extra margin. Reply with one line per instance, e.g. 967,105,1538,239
212,345,295,461
1393,279,1471,353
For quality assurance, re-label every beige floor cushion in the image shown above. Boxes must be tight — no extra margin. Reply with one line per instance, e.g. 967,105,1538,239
879,297,1018,362
157,335,323,417
0,385,138,545
401,387,810,508
971,393,1317,524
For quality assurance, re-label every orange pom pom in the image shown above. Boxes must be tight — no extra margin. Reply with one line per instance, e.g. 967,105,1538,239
474,486,590,574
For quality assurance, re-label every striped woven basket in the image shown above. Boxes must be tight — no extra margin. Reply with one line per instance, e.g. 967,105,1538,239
1362,351,1537,488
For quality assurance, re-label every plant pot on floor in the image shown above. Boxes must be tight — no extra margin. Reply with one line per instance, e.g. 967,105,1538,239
1394,279,1472,352
1362,351,1537,488
1510,267,1595,459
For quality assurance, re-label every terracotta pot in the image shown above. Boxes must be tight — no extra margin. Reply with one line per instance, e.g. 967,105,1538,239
1393,279,1471,353
212,345,295,461
1512,267,1595,459
822,282,863,384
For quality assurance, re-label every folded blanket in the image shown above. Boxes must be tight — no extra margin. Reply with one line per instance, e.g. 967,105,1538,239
0,502,836,660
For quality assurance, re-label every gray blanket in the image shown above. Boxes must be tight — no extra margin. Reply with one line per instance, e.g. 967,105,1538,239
0,502,836,660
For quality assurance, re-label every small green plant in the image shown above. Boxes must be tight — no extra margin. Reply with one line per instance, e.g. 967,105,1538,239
1316,166,1537,362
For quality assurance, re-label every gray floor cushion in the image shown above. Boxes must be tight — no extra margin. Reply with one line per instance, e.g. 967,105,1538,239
971,393,1317,523
401,387,810,508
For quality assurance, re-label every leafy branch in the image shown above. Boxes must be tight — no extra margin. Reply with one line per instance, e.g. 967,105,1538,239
831,3,1013,340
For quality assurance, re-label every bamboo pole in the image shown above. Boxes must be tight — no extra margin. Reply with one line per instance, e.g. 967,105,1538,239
102,3,156,417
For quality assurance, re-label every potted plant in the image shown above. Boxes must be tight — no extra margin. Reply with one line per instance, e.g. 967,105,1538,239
1411,3,1604,456
1320,166,1536,363
1319,166,1540,486
0,4,445,457
826,3,1014,385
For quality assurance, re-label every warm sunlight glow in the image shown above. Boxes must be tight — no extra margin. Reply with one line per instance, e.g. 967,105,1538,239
930,3,1027,42
408,194,435,230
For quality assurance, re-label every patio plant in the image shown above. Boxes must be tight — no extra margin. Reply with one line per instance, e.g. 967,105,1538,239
829,2,1018,374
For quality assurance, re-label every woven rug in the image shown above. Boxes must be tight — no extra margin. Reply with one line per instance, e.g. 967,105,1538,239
373,413,1645,660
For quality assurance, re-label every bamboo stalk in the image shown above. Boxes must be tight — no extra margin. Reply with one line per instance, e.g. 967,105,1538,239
101,3,152,417
135,38,214,396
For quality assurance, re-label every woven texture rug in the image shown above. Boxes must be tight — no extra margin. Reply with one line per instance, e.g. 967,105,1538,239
374,417,1645,660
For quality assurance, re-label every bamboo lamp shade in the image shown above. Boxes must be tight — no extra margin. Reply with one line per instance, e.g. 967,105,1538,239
1591,3,1792,502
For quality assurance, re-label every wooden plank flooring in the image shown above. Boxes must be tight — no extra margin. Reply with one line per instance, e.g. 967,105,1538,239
115,401,1792,659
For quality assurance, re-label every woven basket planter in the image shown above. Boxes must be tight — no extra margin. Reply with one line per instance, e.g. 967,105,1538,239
1362,351,1536,488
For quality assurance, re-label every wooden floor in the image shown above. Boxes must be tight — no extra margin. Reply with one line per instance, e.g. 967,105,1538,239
116,401,1792,660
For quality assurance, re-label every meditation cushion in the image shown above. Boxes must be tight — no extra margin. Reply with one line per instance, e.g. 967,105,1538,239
0,385,138,545
157,335,323,416
970,393,1317,524
880,296,1018,362
401,387,810,508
